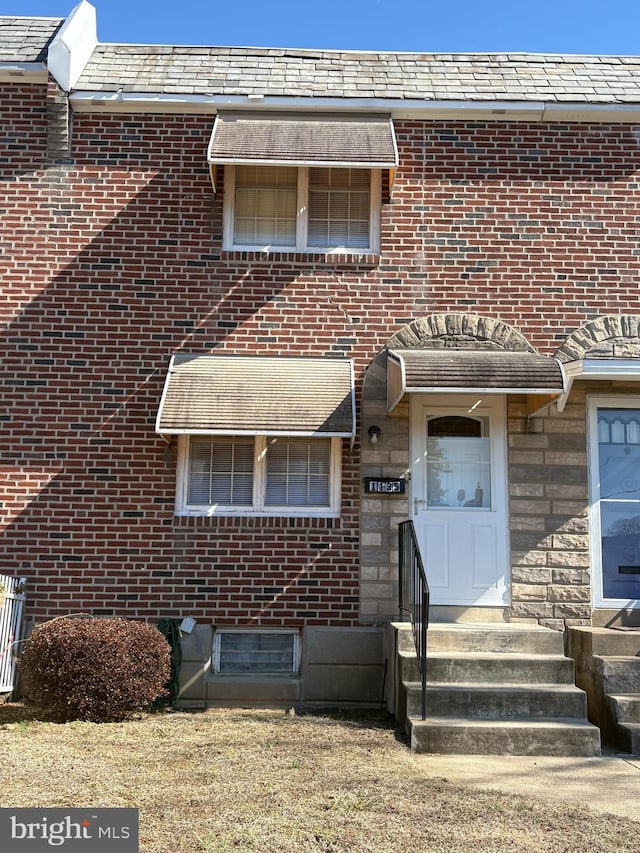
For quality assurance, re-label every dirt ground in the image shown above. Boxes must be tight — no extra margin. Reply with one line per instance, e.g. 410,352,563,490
1,705,638,852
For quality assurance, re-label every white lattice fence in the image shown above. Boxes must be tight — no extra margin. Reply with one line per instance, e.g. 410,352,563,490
0,574,26,694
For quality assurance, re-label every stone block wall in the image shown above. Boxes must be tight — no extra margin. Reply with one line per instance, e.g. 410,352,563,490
508,393,591,630
360,354,410,621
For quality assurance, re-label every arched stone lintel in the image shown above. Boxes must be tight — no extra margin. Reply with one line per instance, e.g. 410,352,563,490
556,315,640,362
386,313,534,352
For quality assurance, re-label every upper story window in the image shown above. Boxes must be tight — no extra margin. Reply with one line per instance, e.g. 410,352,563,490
207,112,398,255
224,165,380,253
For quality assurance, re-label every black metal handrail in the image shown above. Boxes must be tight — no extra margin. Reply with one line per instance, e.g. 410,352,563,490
398,520,430,720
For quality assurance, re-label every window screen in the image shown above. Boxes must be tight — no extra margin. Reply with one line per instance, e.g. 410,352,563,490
182,435,338,515
234,165,297,246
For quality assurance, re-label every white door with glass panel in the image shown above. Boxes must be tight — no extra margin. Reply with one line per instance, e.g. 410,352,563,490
589,399,640,608
410,396,509,606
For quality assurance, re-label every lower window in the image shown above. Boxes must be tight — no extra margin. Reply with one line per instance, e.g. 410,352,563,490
177,435,341,516
213,630,301,674
589,398,640,607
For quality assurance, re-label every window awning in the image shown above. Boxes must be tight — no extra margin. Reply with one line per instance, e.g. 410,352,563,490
387,349,566,413
207,111,398,170
557,358,640,412
156,354,356,437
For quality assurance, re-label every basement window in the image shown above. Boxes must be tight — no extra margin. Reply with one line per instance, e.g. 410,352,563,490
213,630,301,674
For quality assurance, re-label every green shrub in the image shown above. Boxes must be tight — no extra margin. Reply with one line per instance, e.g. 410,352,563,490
20,617,171,723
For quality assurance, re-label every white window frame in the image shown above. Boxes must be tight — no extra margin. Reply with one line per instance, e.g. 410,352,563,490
175,434,342,518
223,165,381,253
212,629,301,675
588,394,640,609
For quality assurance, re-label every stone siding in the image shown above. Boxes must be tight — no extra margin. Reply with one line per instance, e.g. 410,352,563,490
508,394,591,630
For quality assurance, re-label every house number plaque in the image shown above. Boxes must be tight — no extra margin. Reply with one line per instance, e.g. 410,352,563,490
364,477,406,495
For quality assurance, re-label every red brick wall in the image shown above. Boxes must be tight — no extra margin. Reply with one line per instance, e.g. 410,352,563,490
2,81,639,625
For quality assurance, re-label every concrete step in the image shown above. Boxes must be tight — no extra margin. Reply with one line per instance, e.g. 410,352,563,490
409,717,602,756
567,627,640,755
613,722,640,755
569,626,640,658
393,622,600,755
405,682,588,720
398,650,575,685
597,656,640,693
606,692,640,723
395,624,418,654
604,690,640,753
426,623,565,655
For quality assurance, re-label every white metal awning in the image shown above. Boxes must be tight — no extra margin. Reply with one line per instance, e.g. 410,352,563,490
156,353,356,437
557,358,640,411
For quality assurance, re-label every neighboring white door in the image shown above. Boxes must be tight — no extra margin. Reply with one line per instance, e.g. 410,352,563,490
410,395,510,606
588,397,640,609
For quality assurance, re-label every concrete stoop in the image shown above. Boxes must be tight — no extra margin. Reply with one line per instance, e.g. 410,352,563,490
568,627,640,755
391,622,601,756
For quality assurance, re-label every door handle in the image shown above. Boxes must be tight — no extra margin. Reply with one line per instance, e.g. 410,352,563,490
414,498,427,516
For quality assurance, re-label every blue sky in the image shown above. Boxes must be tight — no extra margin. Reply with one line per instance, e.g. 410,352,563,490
5,0,640,54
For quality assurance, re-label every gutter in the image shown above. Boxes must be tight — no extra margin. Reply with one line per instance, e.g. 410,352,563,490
67,91,640,122
0,63,49,83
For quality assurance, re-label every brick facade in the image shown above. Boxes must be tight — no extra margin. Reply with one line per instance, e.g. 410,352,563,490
3,75,640,638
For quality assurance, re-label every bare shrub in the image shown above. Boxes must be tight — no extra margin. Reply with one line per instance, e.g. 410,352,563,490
20,617,171,722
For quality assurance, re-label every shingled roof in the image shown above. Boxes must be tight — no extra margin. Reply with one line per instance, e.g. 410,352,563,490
0,16,63,63
73,45,640,103
2,12,640,106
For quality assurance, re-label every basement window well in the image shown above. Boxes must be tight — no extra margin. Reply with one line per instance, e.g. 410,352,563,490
213,630,301,674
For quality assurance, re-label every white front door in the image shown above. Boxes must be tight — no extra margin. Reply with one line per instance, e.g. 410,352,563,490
588,397,640,609
410,395,510,606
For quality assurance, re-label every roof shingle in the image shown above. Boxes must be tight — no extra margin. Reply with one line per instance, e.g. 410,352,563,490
0,16,63,63
72,45,640,103
2,14,640,105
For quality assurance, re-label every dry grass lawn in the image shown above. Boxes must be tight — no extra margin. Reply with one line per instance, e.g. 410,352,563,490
1,703,637,852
